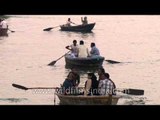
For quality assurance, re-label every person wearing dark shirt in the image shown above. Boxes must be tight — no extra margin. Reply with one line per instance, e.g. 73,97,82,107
84,73,99,95
62,72,75,95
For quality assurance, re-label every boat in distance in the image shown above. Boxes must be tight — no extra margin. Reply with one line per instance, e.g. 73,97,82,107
60,23,95,32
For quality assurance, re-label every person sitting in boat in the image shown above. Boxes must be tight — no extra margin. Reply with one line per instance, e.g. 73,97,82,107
0,18,8,29
81,16,88,25
65,18,75,27
97,67,106,81
84,73,99,96
77,40,90,58
104,73,116,95
89,42,100,57
62,72,75,95
71,68,80,87
98,72,116,95
66,40,78,58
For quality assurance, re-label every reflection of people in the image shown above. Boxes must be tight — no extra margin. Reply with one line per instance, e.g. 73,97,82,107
77,40,89,57
0,18,8,29
65,40,78,57
90,42,100,56
81,17,88,25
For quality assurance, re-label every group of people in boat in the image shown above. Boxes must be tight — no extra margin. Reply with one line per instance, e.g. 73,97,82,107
65,16,88,27
65,39,100,58
59,67,116,96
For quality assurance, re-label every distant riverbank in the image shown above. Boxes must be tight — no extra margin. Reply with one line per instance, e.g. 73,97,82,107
0,15,10,19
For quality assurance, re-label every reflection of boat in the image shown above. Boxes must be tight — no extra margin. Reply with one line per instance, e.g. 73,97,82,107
55,93,120,105
65,54,105,69
60,23,95,32
0,28,8,36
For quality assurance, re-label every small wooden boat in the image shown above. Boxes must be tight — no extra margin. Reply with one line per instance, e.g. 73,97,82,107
60,23,95,32
0,28,8,36
65,54,105,69
55,93,120,105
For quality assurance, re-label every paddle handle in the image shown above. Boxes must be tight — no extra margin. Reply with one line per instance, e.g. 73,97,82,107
55,51,70,61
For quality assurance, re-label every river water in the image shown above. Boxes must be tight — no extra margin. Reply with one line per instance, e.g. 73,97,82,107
0,15,159,105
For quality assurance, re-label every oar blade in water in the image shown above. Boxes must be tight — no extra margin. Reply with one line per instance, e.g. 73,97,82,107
12,84,28,90
123,89,144,95
105,60,121,64
43,27,53,31
48,61,56,66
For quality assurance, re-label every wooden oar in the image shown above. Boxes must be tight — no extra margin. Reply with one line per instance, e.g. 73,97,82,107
117,88,144,95
43,25,60,31
12,83,58,90
12,83,144,95
48,51,70,66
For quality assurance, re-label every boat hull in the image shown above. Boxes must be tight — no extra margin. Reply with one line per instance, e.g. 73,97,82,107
60,23,95,32
0,28,8,36
65,54,104,69
56,93,120,105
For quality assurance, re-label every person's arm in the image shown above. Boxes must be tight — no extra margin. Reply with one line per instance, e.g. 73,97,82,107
65,45,72,50
77,47,79,57
90,48,93,55
71,21,76,25
87,48,90,57
98,80,103,95
84,79,92,95
76,75,80,86
81,17,83,22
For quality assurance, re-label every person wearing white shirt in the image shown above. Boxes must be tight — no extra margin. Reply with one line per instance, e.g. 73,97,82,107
77,40,89,58
0,19,8,29
66,40,78,57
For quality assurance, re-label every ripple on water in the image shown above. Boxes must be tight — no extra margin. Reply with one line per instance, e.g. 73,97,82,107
0,98,28,103
120,96,147,105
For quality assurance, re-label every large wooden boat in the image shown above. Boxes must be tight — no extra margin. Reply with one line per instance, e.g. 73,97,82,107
65,54,104,69
55,93,120,105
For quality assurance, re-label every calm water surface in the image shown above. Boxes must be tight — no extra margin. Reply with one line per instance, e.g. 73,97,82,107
0,15,160,105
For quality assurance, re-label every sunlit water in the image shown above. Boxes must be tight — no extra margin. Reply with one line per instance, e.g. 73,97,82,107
0,15,160,105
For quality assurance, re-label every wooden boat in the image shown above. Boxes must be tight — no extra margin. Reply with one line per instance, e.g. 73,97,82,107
60,23,95,32
65,54,105,69
55,93,120,105
0,28,8,36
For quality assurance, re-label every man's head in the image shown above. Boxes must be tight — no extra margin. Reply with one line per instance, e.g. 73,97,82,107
73,40,77,45
91,42,95,48
80,40,84,45
97,67,105,75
